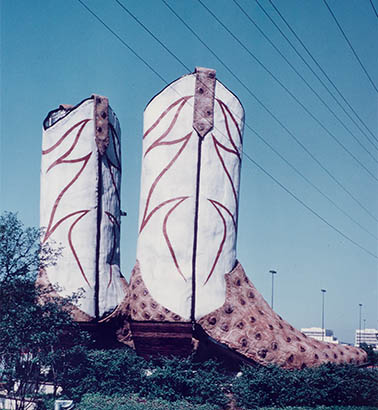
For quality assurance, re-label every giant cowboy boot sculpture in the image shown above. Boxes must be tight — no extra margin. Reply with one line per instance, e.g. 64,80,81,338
129,68,367,368
38,95,132,346
129,67,243,355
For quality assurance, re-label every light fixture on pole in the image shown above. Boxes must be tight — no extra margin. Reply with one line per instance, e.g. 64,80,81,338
269,270,277,309
321,289,326,341
359,303,363,347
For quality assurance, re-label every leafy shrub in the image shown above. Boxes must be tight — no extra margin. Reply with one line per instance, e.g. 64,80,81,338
360,343,378,365
61,350,228,406
231,363,378,409
258,407,378,410
59,348,146,401
57,347,378,408
75,393,219,410
138,356,228,407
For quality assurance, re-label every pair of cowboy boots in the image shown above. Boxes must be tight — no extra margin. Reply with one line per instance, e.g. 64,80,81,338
39,68,366,369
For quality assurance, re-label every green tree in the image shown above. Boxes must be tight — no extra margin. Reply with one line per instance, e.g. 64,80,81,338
0,212,87,410
360,343,378,366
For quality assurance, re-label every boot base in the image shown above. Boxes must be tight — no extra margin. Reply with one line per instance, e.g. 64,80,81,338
37,268,94,322
198,262,367,369
37,269,134,348
131,321,193,359
129,261,367,368
129,261,186,323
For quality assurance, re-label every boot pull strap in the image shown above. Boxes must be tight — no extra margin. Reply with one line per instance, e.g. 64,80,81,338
93,94,109,155
193,67,216,139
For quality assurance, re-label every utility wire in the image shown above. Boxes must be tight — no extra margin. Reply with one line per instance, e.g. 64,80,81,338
247,125,378,240
162,0,378,223
77,0,378,259
77,0,168,85
115,0,377,240
269,0,378,143
197,0,378,184
256,0,378,153
242,150,378,260
370,0,378,19
114,0,191,72
234,0,378,164
239,0,378,162
323,0,378,93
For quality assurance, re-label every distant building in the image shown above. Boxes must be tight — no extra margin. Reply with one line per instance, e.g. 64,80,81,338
355,328,378,350
301,327,339,344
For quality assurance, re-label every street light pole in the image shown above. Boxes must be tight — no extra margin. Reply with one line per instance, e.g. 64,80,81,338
321,289,326,341
359,303,363,347
269,270,277,309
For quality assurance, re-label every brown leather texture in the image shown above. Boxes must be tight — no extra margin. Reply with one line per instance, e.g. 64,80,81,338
99,277,134,348
129,261,187,323
93,94,109,155
37,269,133,348
198,262,367,369
36,268,94,322
193,67,216,138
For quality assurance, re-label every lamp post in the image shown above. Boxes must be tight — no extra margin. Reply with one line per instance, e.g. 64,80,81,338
269,270,277,309
359,303,363,346
321,289,326,341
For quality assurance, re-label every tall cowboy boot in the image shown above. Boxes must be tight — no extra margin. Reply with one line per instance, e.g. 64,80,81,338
129,68,366,367
129,67,243,354
38,95,131,345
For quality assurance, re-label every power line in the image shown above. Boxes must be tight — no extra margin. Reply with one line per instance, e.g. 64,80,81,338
370,0,378,19
162,0,378,223
323,0,378,93
256,0,378,153
242,150,378,260
114,0,191,73
77,0,378,259
248,125,378,240
114,0,378,239
250,0,378,158
197,0,378,184
269,0,378,143
233,0,378,165
77,0,168,85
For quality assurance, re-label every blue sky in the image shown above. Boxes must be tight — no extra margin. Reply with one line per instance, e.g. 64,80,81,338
1,0,377,343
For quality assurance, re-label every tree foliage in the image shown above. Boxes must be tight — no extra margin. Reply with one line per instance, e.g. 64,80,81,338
360,343,378,366
55,348,378,409
1,212,377,410
231,363,378,409
0,212,59,282
0,212,88,410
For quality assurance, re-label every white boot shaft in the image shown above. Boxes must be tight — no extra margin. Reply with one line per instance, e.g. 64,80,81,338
40,95,127,320
136,68,244,320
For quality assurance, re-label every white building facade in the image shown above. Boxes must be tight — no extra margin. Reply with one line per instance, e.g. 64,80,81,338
355,328,378,350
301,327,339,344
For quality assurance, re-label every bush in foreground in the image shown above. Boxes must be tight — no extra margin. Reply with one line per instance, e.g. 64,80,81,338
59,350,228,407
59,348,145,401
138,356,228,407
57,348,378,409
231,363,378,409
75,393,218,410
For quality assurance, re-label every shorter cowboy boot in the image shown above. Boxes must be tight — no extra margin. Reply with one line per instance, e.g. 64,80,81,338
38,95,132,346
129,68,367,367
